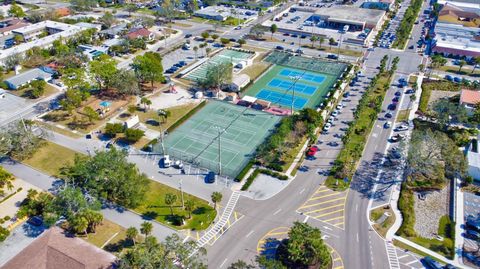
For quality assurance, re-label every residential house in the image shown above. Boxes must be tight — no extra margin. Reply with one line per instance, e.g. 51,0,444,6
99,23,128,39
55,7,71,17
2,227,116,269
4,68,52,90
78,44,109,60
460,89,480,113
74,22,102,32
126,28,154,41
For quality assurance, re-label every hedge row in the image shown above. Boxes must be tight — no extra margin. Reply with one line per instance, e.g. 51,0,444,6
241,169,260,191
235,160,255,182
166,100,206,133
396,183,416,237
258,168,288,180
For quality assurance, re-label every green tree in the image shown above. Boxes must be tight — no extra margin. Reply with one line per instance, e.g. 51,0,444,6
237,39,246,47
229,260,254,269
124,128,145,143
83,106,99,123
140,97,152,111
89,54,118,91
54,187,100,220
432,98,468,126
70,0,97,11
0,120,46,160
0,167,14,196
328,38,336,50
206,47,212,56
61,148,150,207
140,221,153,237
250,24,265,39
318,37,325,49
198,61,233,90
211,192,222,210
458,60,466,72
105,123,124,137
310,35,318,48
417,64,425,73
201,31,210,39
270,24,278,39
280,222,331,268
99,12,117,28
0,227,10,242
211,34,219,41
128,105,137,115
472,57,480,74
193,46,199,59
132,52,165,89
125,4,138,17
184,200,195,219
29,80,46,99
8,3,25,18
126,227,138,245
220,38,230,45
111,69,140,95
71,214,89,237
60,89,90,113
164,193,177,216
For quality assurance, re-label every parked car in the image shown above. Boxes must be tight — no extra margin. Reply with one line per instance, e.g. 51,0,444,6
275,45,285,50
422,256,443,269
466,219,480,231
306,145,319,157
327,54,338,60
206,171,216,183
395,91,401,96
394,125,409,131
27,216,43,226
384,121,392,129
445,74,453,81
392,96,400,103
405,89,415,94
388,104,397,110
385,112,393,118
390,133,405,142
454,77,462,83
467,229,480,239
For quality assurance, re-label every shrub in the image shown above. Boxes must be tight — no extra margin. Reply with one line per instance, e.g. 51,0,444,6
0,226,10,242
241,169,260,191
396,183,416,237
258,168,288,180
105,123,124,137
235,160,254,182
4,216,10,221
167,101,206,133
124,128,145,143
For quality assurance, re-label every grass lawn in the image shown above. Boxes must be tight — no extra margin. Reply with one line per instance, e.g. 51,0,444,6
281,136,307,172
408,75,418,85
23,141,81,176
136,103,199,132
83,219,126,249
393,239,446,264
396,109,410,122
240,61,271,81
370,207,395,238
437,65,480,77
42,95,134,134
35,121,83,139
301,45,363,57
132,180,216,231
419,81,461,113
8,84,58,99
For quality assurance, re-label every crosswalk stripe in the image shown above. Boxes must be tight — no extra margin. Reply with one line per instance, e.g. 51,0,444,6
299,197,346,209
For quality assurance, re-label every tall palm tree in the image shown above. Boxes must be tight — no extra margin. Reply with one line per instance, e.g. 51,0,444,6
319,37,325,49
184,200,195,219
211,192,222,210
165,193,177,216
472,57,480,74
126,227,138,245
193,46,198,60
458,60,466,73
140,221,153,237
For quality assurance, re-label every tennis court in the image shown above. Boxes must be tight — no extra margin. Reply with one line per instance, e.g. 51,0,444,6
242,64,339,110
185,49,254,81
155,101,280,178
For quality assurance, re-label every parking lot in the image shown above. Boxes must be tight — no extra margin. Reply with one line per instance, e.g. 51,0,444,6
0,90,34,126
377,0,411,48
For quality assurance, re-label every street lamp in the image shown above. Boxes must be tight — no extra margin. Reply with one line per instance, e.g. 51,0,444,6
213,126,226,176
289,75,302,114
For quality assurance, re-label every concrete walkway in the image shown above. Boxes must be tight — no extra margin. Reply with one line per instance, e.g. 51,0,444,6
0,159,179,241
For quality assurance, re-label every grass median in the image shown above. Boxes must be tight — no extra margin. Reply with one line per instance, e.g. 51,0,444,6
23,141,81,176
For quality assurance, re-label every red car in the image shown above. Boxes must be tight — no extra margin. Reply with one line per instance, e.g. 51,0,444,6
306,146,319,157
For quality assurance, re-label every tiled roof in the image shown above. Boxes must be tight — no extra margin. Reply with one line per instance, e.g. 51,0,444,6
1,227,116,269
460,89,480,105
126,28,152,39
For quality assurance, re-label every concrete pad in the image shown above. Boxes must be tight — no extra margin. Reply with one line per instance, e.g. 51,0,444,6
241,174,291,200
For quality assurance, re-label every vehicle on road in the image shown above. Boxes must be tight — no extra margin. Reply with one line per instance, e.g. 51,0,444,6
394,125,408,131
275,45,285,50
384,121,392,129
327,54,338,59
385,112,393,118
388,104,397,110
206,171,216,183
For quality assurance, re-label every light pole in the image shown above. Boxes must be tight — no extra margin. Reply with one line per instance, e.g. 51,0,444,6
214,126,226,176
289,75,302,114
179,178,184,209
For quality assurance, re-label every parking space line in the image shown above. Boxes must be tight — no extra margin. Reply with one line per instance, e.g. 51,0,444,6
333,222,344,227
315,209,344,218
304,204,344,215
324,216,344,222
308,192,345,200
298,197,346,209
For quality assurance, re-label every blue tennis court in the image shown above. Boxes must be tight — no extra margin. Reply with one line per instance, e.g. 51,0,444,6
279,68,325,84
267,78,317,95
256,89,308,109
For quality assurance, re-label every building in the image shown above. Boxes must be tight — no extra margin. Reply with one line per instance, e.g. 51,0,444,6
74,22,102,32
55,7,71,17
432,2,480,58
467,135,480,181
460,89,480,113
436,0,480,9
4,68,52,89
229,74,250,92
0,21,87,65
78,44,109,60
99,23,128,39
126,28,154,40
311,6,386,31
194,6,258,22
361,0,393,11
0,18,29,36
2,227,116,269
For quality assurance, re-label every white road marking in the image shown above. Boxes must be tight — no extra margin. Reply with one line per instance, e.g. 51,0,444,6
220,258,228,268
323,226,332,231
303,216,309,223
273,208,282,215
321,235,329,239
372,133,378,137
300,188,305,194
355,204,358,212
405,260,418,265
246,230,254,238
397,254,409,259
356,233,359,242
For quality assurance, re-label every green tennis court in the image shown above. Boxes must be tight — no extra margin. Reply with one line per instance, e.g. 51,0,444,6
185,49,254,81
155,101,280,178
242,65,338,110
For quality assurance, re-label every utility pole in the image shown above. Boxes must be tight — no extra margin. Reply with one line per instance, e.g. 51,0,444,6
290,75,302,114
214,126,225,176
179,178,184,209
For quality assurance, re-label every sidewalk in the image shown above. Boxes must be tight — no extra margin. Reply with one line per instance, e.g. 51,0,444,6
0,159,179,241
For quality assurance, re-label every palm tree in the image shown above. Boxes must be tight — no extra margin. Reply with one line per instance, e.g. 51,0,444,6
472,57,480,74
211,192,222,210
126,227,138,245
0,167,14,195
140,97,151,111
140,221,153,237
417,64,425,73
310,35,317,48
193,46,198,60
206,47,212,57
165,193,177,216
458,60,466,73
409,94,417,109
184,200,195,219
199,43,206,57
319,37,325,49
72,216,89,238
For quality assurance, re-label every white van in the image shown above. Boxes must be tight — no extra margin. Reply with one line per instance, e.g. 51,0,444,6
162,155,172,168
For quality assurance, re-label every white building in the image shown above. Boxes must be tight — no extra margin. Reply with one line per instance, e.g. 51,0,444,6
432,22,480,59
467,136,480,181
0,21,87,66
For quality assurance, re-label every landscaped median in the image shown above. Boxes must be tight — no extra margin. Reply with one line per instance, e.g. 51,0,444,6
392,0,423,49
326,65,394,190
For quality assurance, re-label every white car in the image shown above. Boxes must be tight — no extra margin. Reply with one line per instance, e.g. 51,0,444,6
323,122,332,131
394,125,409,131
331,111,339,117
336,103,344,110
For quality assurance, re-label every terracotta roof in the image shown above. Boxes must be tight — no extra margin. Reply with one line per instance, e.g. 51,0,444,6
1,227,117,269
56,7,71,17
460,89,480,105
126,28,152,39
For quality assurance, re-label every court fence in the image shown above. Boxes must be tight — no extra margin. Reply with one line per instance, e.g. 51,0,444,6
264,51,348,77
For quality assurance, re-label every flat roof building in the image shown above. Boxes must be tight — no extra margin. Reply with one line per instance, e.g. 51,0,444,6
312,6,386,30
432,22,480,58
4,68,52,89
